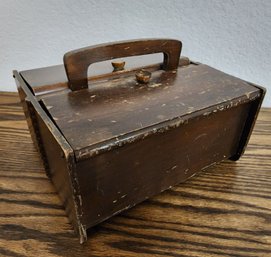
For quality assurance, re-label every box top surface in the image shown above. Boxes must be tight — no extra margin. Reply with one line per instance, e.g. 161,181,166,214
28,62,260,160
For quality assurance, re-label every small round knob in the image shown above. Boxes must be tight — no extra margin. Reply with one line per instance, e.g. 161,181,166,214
135,70,151,84
111,61,125,72
179,56,190,67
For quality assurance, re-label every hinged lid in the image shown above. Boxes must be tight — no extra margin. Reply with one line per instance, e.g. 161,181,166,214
20,39,261,162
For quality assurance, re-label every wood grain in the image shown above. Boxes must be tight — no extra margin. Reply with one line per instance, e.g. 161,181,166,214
0,92,271,257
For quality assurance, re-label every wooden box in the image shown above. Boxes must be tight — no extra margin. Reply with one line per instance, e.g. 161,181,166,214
13,39,265,243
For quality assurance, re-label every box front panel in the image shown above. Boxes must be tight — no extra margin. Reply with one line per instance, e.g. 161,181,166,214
76,101,252,229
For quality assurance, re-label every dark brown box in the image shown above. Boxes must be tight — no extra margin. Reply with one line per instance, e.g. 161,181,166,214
13,39,265,243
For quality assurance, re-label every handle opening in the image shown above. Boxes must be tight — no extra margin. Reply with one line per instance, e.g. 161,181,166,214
87,53,163,79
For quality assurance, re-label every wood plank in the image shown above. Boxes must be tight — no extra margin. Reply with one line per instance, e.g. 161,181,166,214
0,92,271,256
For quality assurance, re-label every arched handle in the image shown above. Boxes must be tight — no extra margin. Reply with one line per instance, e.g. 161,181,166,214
63,39,182,91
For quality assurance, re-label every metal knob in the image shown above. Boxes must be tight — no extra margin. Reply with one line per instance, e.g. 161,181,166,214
179,56,190,67
135,69,151,84
111,61,125,72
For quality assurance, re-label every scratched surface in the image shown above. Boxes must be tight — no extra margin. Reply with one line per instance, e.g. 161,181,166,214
1,92,271,257
41,64,259,151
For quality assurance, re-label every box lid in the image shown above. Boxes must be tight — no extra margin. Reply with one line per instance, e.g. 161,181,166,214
20,39,261,161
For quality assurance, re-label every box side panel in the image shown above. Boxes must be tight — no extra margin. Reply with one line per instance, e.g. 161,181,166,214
76,101,253,229
231,84,266,160
13,71,86,243
14,71,51,176
33,108,86,242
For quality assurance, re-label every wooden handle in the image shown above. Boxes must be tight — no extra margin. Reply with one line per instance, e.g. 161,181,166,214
64,39,182,91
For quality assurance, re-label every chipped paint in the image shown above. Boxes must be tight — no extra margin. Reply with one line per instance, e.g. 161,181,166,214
157,114,165,120
149,83,162,88
187,107,195,113
79,224,87,244
78,195,82,207
203,111,211,116
194,133,207,141
122,99,135,104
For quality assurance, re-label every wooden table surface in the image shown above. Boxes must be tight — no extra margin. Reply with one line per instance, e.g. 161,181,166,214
0,92,271,257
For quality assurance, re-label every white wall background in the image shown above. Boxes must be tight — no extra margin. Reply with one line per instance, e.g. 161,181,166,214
0,0,270,106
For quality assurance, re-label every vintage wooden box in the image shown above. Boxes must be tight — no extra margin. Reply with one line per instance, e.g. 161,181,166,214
13,39,265,243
